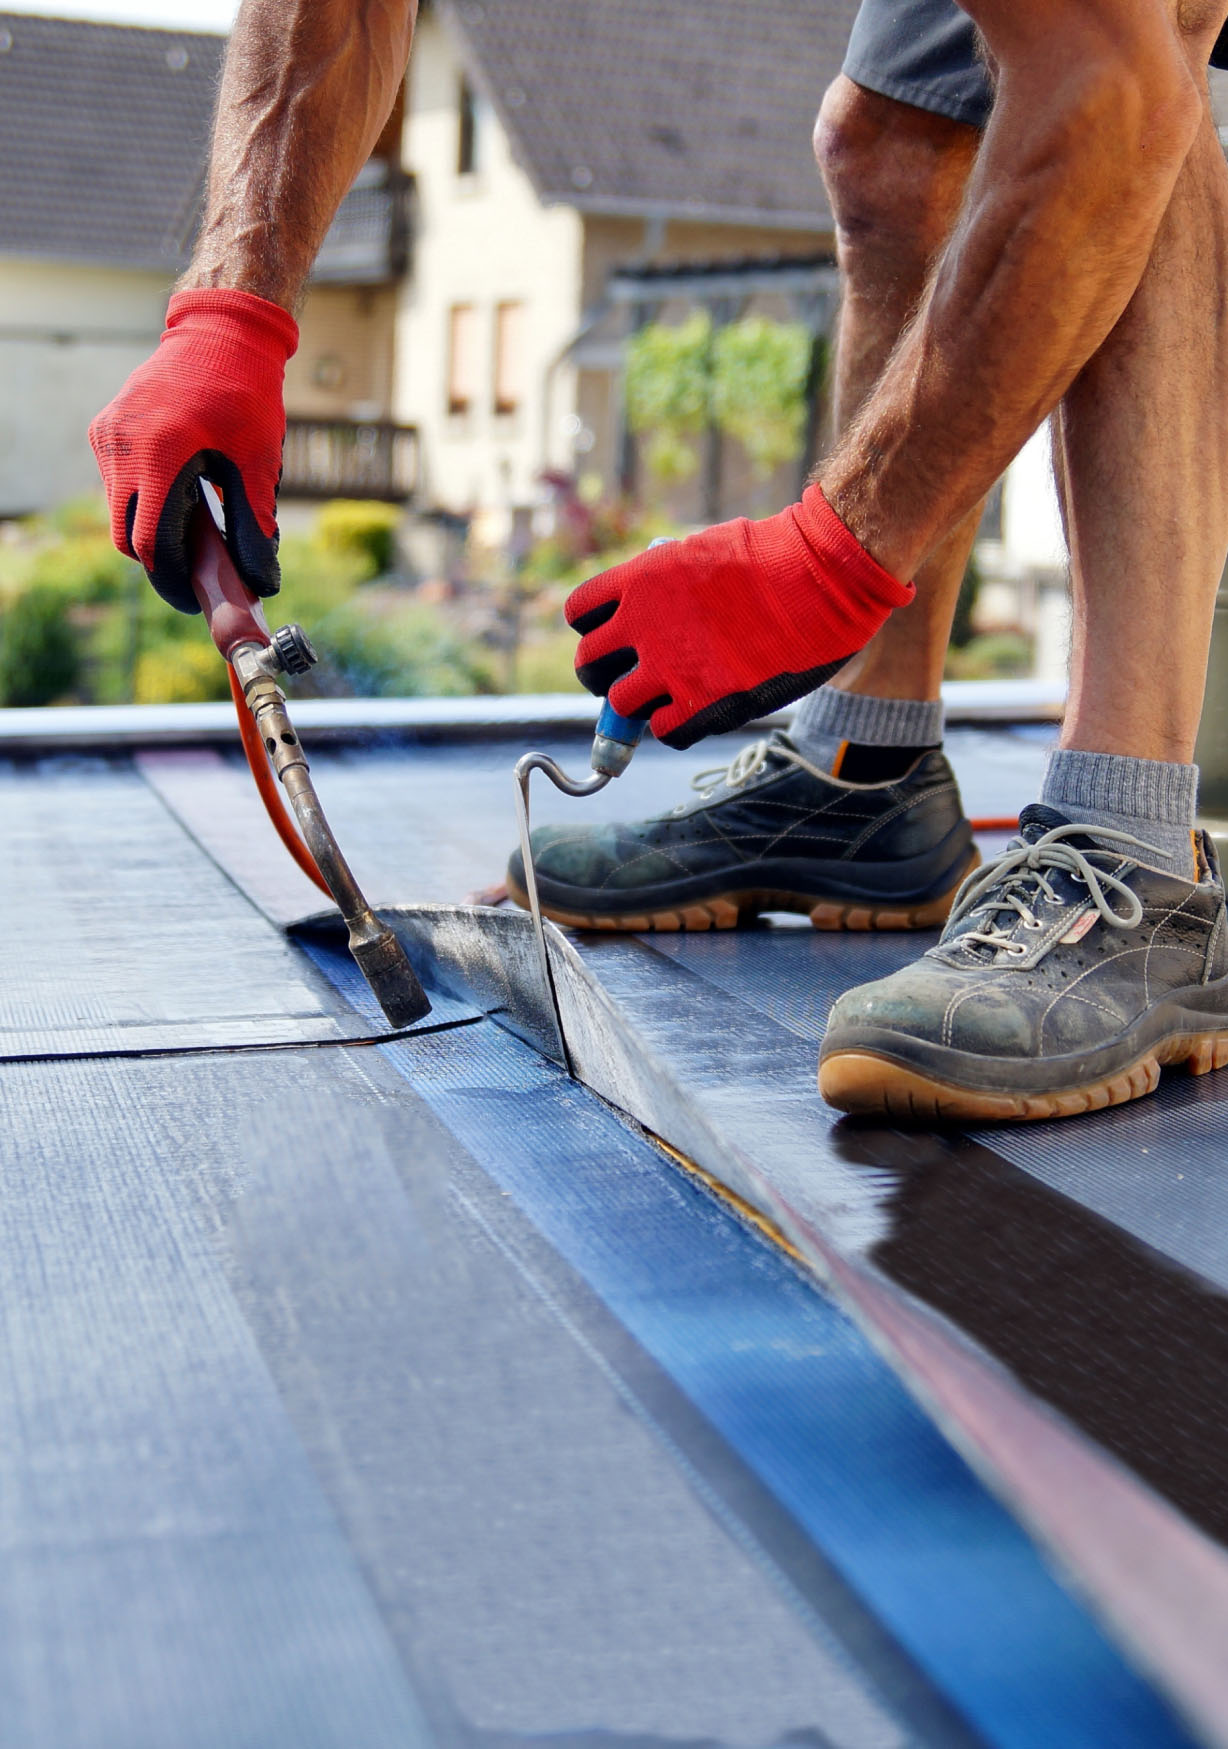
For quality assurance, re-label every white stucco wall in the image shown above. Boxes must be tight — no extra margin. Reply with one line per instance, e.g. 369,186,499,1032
393,15,584,531
1002,423,1068,572
977,422,1071,685
0,259,173,516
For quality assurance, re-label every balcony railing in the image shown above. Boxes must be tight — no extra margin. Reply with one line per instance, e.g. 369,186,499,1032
311,165,412,285
282,418,419,503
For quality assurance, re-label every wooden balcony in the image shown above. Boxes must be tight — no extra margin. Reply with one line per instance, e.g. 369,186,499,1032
281,418,419,503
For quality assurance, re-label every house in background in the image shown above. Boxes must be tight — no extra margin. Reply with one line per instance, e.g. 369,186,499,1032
0,0,857,531
0,10,413,520
0,0,1122,677
395,0,856,538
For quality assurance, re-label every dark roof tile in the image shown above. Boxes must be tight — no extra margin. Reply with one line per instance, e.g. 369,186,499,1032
441,0,858,227
0,12,222,270
0,1,858,272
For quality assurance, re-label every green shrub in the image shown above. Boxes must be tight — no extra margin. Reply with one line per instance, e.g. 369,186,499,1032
313,501,404,579
133,638,231,704
310,600,495,697
273,532,370,625
45,495,111,539
28,534,140,604
0,586,81,706
514,629,585,694
945,630,1034,680
517,513,681,595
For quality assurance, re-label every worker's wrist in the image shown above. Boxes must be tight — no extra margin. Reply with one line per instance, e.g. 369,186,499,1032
177,249,302,318
165,287,300,360
796,482,915,610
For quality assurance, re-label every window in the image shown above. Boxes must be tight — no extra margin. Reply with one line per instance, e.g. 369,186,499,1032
493,302,526,416
447,304,480,415
457,77,478,174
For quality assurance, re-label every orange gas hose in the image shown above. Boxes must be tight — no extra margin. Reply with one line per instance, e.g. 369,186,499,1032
969,817,1021,832
228,664,332,897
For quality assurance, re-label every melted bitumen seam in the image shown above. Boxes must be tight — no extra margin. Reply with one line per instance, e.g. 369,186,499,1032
579,929,1228,1559
834,1121,1228,1549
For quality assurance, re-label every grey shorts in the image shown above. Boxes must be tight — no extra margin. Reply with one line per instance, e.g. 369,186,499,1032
844,0,1228,131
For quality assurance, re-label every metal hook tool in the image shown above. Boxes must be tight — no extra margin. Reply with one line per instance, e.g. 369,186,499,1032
514,700,647,1075
512,538,673,1073
513,753,608,1076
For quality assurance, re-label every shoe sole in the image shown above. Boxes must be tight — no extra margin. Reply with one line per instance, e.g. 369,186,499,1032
819,1029,1228,1124
506,848,980,934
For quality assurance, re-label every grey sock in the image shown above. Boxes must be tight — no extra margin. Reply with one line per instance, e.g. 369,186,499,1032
1040,749,1199,880
789,687,944,773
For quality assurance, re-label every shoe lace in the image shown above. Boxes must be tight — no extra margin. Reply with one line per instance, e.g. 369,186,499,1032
682,737,829,807
948,821,1164,958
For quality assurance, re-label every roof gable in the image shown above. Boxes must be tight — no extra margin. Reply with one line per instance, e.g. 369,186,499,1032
440,0,858,228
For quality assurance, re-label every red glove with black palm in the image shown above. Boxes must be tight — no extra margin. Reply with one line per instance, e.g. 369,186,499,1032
566,484,915,750
89,288,299,613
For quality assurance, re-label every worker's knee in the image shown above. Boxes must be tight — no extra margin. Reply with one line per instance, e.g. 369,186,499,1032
814,76,977,275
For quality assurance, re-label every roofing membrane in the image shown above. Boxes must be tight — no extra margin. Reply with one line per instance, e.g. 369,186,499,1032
0,720,1222,1746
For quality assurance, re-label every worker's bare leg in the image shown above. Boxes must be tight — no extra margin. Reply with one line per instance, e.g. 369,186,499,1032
819,15,1228,1124
1057,96,1228,766
822,0,1221,585
811,78,980,704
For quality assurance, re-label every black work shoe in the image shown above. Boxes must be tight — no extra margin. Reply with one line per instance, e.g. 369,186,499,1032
820,805,1228,1123
506,733,978,932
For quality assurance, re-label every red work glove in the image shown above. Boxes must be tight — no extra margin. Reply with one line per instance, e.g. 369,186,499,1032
566,485,915,750
89,288,299,613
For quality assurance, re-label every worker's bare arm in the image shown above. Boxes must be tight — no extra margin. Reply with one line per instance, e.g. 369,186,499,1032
182,0,418,311
822,0,1225,580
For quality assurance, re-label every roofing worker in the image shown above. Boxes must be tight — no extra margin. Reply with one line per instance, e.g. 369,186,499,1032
91,0,1228,1125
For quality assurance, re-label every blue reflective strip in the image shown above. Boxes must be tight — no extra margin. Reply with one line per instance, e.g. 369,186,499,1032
303,938,1196,1749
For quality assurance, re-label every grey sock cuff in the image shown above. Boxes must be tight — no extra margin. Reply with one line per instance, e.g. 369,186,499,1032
790,687,944,749
1042,750,1198,827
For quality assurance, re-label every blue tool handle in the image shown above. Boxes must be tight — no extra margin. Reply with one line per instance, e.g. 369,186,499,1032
595,699,648,748
588,535,674,779
591,699,648,778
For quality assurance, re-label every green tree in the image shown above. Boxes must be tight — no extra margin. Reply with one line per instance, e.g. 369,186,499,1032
949,554,982,650
712,317,814,478
625,312,713,483
625,311,817,494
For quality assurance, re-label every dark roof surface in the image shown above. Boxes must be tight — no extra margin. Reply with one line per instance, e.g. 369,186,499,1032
0,11,222,270
0,719,1219,1746
441,0,859,228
